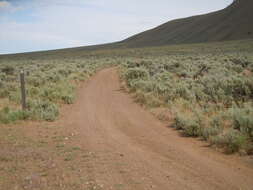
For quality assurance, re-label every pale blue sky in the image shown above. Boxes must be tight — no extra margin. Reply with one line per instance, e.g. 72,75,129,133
0,0,232,54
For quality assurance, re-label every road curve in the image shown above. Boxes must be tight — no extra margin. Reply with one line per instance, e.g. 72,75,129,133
60,67,253,190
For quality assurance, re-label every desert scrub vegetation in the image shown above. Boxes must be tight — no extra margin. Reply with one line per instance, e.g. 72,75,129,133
1,39,253,153
0,57,113,123
121,50,253,154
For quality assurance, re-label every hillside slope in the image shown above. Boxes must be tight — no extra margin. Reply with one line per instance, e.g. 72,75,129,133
120,0,253,47
0,0,252,56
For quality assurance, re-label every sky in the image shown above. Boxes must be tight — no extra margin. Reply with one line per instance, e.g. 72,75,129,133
0,0,233,54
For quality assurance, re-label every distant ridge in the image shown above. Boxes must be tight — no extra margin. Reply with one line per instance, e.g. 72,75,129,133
119,0,253,47
1,0,252,56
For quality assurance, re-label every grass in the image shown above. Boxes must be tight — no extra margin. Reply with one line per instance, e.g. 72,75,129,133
0,56,113,123
119,40,253,154
0,39,253,155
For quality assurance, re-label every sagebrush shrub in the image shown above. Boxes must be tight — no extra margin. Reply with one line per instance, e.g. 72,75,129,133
120,52,253,154
0,107,29,124
124,68,149,82
1,66,15,75
29,100,59,121
232,106,253,138
210,129,250,154
202,126,222,140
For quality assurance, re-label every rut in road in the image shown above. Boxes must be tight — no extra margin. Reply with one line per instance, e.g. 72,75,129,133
59,67,253,190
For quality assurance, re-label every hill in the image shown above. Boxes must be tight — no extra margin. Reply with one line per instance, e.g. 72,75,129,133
120,0,253,47
0,0,252,57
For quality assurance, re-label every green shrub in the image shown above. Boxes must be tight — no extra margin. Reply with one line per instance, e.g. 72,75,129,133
58,69,70,77
28,76,46,87
40,83,75,104
210,129,250,154
61,94,75,104
202,126,222,140
0,89,9,98
29,100,59,121
232,106,253,138
172,114,187,130
0,107,29,124
8,91,21,103
210,115,223,128
1,66,15,75
124,68,149,83
182,119,202,137
230,58,250,68
46,73,61,83
0,72,6,81
173,114,202,137
128,80,154,92
0,79,3,88
28,86,40,96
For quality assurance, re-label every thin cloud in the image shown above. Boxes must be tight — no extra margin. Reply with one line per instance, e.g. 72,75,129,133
0,0,233,54
0,1,10,8
0,0,24,12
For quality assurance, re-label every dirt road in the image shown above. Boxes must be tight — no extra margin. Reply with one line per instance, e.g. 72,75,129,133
58,67,253,190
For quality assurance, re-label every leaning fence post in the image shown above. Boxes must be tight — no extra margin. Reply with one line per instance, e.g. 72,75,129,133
20,70,26,110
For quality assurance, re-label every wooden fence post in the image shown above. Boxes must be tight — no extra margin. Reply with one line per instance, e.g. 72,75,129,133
20,70,26,110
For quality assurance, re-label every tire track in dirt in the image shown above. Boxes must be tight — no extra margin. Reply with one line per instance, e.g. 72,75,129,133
58,67,253,190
